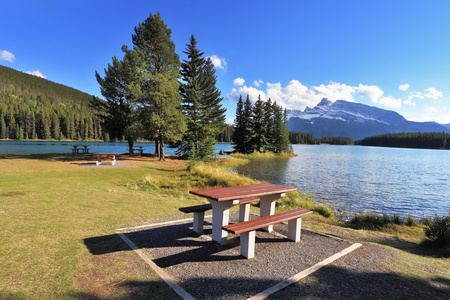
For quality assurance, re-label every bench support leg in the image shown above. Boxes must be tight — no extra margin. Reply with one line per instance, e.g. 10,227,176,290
260,193,285,232
111,155,116,166
192,211,205,234
239,203,251,222
288,218,302,242
240,230,256,259
209,199,240,245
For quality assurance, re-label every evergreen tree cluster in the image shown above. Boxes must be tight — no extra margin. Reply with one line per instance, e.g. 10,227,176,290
0,66,102,140
359,132,450,149
216,124,234,143
289,131,320,144
232,95,291,154
94,13,224,161
321,136,354,145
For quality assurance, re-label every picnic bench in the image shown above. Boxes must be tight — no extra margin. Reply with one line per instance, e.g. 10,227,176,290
132,146,144,156
223,208,312,258
71,145,89,154
179,197,259,234
92,153,119,166
189,183,297,245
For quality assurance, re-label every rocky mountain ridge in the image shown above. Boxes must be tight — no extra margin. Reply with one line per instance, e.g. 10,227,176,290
287,98,450,140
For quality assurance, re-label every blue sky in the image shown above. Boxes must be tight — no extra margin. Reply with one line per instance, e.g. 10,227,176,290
2,0,450,124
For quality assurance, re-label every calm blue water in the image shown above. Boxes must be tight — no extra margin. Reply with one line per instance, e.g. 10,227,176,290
1,141,449,218
235,145,450,219
0,140,233,155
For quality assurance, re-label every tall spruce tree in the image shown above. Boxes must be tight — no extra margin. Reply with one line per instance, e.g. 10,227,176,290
94,53,140,153
129,12,186,161
232,95,245,153
178,35,226,160
252,95,266,152
241,95,254,154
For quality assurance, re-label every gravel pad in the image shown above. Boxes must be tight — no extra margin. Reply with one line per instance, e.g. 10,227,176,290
125,213,354,299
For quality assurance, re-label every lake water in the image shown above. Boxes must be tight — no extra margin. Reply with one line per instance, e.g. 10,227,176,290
1,141,449,219
234,145,450,219
0,140,233,156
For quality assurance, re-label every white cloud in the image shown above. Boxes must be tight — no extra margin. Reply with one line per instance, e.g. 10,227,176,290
225,80,401,110
403,99,416,107
25,70,46,79
377,96,402,108
425,107,440,113
253,80,264,87
1,50,15,62
408,87,443,102
399,83,409,91
226,117,234,125
225,86,267,104
208,55,227,70
425,87,443,100
233,77,245,86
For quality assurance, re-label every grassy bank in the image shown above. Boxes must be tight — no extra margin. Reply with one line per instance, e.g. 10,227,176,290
0,153,448,299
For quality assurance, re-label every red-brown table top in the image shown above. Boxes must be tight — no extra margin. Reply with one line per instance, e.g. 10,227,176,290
189,183,296,201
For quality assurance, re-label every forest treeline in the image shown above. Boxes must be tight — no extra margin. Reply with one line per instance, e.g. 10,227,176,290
0,65,102,140
359,132,450,149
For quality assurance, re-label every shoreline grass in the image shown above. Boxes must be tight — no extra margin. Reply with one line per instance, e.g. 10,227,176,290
0,153,448,299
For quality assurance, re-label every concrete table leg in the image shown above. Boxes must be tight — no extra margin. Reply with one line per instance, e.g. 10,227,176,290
259,193,285,232
209,199,240,245
239,203,251,222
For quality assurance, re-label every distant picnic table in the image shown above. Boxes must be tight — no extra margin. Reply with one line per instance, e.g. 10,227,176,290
71,145,89,154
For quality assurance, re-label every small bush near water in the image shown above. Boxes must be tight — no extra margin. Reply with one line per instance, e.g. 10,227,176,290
348,212,419,230
424,214,450,249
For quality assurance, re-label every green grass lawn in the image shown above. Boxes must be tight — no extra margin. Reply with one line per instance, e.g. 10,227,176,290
0,154,448,299
0,154,194,299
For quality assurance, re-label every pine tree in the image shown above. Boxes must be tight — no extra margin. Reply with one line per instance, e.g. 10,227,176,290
242,95,254,154
94,52,140,153
178,35,226,160
252,95,266,152
0,111,6,139
129,12,186,161
263,98,275,152
232,95,245,153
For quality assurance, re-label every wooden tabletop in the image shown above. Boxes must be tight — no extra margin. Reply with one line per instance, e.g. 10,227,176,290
189,183,296,201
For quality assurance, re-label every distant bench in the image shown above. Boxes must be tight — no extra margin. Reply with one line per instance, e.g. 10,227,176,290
223,208,312,259
179,197,260,234
72,145,89,154
92,153,120,166
132,146,144,156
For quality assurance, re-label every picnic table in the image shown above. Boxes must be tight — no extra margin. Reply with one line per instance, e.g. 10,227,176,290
132,146,144,156
71,145,89,154
189,183,297,245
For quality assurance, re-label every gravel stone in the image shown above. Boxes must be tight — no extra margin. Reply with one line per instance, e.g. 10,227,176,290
125,213,355,299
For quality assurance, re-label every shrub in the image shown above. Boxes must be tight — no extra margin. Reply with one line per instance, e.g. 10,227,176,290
424,214,450,247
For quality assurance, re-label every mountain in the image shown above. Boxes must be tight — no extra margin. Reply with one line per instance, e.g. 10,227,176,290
287,98,450,140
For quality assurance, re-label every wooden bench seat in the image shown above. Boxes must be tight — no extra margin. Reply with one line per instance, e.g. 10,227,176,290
179,204,212,234
223,208,312,258
179,204,212,213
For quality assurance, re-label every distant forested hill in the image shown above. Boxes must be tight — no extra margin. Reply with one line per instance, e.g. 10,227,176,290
0,65,103,140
